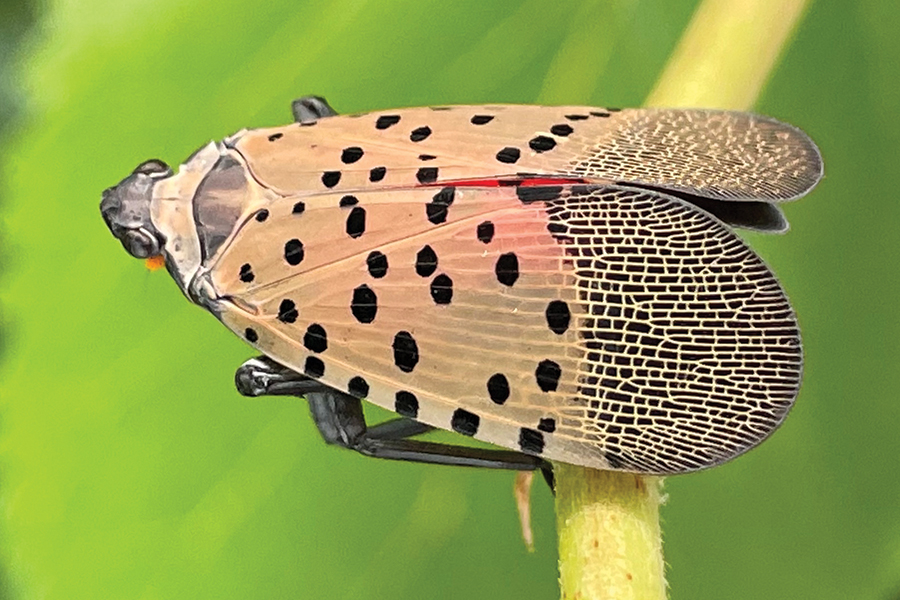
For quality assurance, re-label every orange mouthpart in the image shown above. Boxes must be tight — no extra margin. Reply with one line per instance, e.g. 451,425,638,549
145,255,166,271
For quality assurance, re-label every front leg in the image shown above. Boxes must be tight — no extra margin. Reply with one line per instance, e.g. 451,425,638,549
235,356,553,476
291,96,338,124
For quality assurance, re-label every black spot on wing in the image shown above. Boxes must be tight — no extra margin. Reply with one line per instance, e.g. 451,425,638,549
545,300,571,334
366,251,388,278
477,221,494,244
529,136,556,152
346,206,366,238
451,409,480,436
341,147,364,164
376,115,401,129
277,299,298,324
519,428,545,454
348,376,369,398
410,126,432,142
284,239,304,266
416,167,439,184
426,187,455,224
538,418,556,433
416,245,438,277
351,284,377,323
496,147,520,164
392,331,420,373
487,373,510,404
304,356,325,378
322,171,341,188
369,166,387,182
535,359,561,392
303,324,327,353
395,391,419,418
495,253,519,286
430,274,453,305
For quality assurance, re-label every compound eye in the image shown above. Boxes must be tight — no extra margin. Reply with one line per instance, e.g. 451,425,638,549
132,159,172,177
121,228,161,259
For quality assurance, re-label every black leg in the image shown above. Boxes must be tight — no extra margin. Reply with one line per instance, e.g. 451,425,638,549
235,356,554,478
365,418,434,440
291,96,338,124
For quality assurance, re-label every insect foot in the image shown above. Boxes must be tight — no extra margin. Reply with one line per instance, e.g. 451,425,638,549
234,356,330,398
291,95,338,123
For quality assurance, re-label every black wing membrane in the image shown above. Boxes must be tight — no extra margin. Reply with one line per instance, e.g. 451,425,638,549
540,183,802,472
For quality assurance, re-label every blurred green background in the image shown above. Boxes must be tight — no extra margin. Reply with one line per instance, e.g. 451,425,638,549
1,0,898,598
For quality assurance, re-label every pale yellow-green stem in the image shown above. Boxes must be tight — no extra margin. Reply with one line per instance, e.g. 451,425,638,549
556,466,665,600
554,1,813,599
646,0,812,110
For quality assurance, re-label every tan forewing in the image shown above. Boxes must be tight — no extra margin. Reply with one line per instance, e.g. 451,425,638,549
210,183,801,474
229,105,822,203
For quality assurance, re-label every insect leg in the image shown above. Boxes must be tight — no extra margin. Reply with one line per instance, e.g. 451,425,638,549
291,96,338,123
355,420,555,490
234,356,328,397
234,356,554,481
364,418,434,440
304,389,548,471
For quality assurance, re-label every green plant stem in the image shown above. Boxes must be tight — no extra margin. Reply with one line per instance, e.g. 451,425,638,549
646,0,812,110
554,1,814,598
556,465,665,600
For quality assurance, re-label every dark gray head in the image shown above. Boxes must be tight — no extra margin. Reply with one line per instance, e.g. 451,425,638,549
100,159,173,259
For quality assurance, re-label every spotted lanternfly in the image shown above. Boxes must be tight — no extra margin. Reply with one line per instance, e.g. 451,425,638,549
100,96,822,476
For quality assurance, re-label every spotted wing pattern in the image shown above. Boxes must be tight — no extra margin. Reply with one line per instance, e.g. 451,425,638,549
208,179,800,473
230,105,821,203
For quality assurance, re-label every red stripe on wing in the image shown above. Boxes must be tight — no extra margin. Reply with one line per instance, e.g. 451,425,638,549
422,176,589,188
